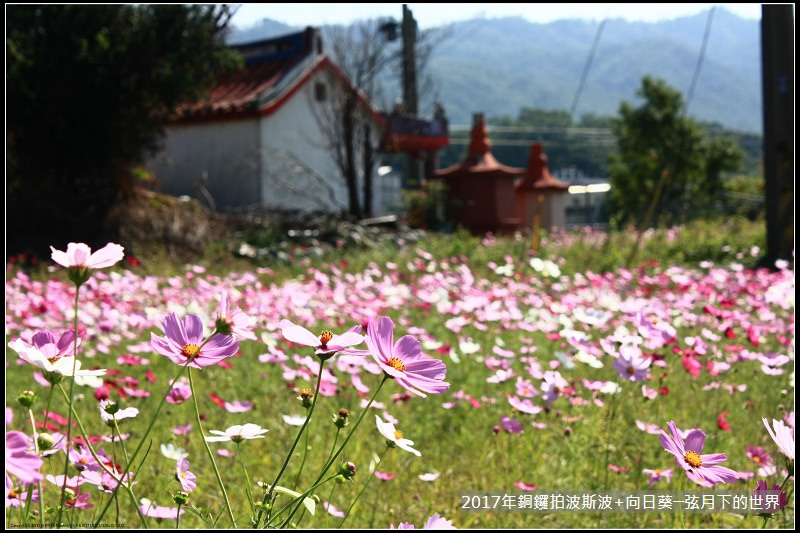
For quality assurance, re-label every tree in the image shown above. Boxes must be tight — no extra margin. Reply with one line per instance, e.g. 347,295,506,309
6,5,240,256
607,76,743,228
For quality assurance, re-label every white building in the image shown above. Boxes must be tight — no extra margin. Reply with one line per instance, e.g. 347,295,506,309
147,28,396,216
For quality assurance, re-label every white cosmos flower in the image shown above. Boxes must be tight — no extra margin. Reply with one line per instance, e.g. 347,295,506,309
10,339,107,377
375,415,421,456
205,423,268,443
160,443,189,460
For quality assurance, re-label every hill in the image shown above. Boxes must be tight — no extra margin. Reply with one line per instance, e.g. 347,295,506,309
227,8,762,133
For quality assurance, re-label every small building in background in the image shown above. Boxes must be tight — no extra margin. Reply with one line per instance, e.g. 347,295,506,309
515,143,571,232
147,28,391,215
556,166,611,227
433,113,524,235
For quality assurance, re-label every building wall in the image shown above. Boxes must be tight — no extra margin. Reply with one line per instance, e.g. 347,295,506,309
147,119,261,211
148,69,395,216
259,68,393,215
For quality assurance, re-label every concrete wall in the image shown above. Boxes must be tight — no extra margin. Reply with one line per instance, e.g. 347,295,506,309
147,119,261,211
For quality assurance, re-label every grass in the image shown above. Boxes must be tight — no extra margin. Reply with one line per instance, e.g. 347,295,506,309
5,217,794,529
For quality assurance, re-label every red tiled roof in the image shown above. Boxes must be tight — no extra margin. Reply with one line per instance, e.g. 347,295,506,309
172,27,385,126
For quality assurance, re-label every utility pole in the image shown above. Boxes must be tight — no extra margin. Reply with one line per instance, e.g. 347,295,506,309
402,4,421,188
761,5,794,265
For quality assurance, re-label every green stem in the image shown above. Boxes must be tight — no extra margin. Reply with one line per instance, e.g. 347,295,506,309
291,419,312,490
266,475,338,527
340,447,389,527
25,408,45,527
277,376,389,528
188,367,237,527
257,360,326,527
55,385,149,528
56,283,81,527
93,363,190,527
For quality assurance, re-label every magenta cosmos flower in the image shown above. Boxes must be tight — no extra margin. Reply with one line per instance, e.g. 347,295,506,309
659,421,739,487
347,316,448,397
151,313,239,368
280,319,364,358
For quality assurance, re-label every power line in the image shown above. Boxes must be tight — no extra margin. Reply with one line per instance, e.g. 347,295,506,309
569,19,606,120
685,6,715,113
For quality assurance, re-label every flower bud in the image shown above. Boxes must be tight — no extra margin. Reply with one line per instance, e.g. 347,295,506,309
338,461,356,480
62,487,76,501
173,491,191,506
298,389,314,409
37,433,56,452
102,401,121,415
332,408,350,428
18,390,38,408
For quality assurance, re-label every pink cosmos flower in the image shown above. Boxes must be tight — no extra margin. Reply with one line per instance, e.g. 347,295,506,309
762,417,794,461
166,380,192,404
507,396,542,414
540,371,568,403
176,459,196,492
151,313,239,369
6,431,44,484
422,513,456,529
172,424,193,436
140,499,185,520
64,490,93,509
500,416,523,434
659,421,739,487
215,291,257,340
613,342,651,382
350,316,449,397
324,501,345,517
280,319,364,357
514,481,538,490
6,477,38,508
375,471,396,481
50,242,125,270
642,468,673,485
224,400,254,413
746,445,773,467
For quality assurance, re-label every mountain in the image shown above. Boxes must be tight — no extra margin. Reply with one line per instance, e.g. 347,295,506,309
227,8,762,134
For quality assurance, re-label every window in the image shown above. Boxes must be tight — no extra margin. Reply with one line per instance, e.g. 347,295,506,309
315,82,326,102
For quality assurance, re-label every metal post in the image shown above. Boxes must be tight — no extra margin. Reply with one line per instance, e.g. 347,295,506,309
761,5,794,264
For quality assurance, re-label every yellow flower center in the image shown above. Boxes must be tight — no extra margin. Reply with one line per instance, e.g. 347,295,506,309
387,357,405,372
753,456,761,464
626,366,635,374
394,430,403,440
654,469,661,475
684,451,703,468
181,344,201,360
319,330,333,347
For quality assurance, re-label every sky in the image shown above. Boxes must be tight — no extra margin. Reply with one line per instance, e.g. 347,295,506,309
230,3,766,30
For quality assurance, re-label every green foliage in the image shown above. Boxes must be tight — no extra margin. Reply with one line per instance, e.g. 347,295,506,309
6,4,242,256
607,76,744,229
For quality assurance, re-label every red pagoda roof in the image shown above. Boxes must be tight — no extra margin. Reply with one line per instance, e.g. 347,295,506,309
434,113,524,178
515,143,570,192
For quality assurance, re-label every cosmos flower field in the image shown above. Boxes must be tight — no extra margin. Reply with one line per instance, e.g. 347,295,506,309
5,227,795,529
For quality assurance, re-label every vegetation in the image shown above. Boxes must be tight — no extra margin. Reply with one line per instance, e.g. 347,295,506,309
6,4,241,258
5,218,793,529
607,76,744,229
